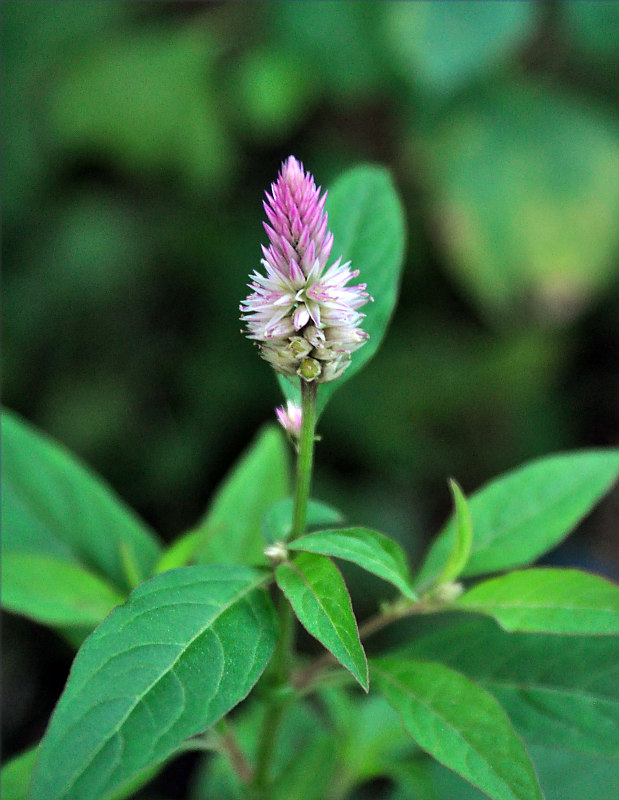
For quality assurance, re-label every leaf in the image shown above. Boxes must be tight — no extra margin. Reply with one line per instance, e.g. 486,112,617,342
525,745,619,800
193,425,290,566
261,497,345,544
154,530,201,575
401,616,619,759
279,164,406,416
1,553,124,627
48,24,233,189
384,2,535,94
564,1,619,62
372,658,542,800
0,745,164,800
289,528,416,599
435,479,473,585
1,746,38,800
275,552,368,690
271,3,386,101
394,748,619,800
455,568,619,635
29,565,277,800
1,409,161,592
416,449,619,587
419,80,619,323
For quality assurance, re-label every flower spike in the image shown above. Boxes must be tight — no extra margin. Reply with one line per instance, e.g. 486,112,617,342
240,156,372,383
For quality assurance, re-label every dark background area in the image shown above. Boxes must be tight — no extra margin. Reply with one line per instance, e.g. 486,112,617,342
2,3,618,797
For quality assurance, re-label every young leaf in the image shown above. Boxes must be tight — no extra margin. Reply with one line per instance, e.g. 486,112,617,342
275,552,368,690
2,553,124,627
279,164,406,415
1,408,161,591
455,568,619,635
416,449,619,587
289,527,417,599
154,530,201,574
261,497,345,544
371,658,543,800
434,479,473,585
402,616,619,759
29,565,277,800
193,425,290,565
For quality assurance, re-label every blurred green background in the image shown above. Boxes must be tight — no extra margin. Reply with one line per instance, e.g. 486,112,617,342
2,1,619,794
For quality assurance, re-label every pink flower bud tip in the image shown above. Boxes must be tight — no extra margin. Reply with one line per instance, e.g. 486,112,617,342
275,401,303,438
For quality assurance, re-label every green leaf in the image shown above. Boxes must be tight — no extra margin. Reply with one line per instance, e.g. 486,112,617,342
393,748,619,800
275,552,368,690
372,658,542,800
289,528,416,599
48,24,233,190
0,745,163,800
29,565,277,800
435,479,473,585
384,2,535,93
419,80,619,322
193,425,290,566
2,553,124,627
455,568,619,635
1,409,161,592
525,745,619,800
416,449,619,587
1,746,38,800
402,616,619,759
154,530,201,575
279,164,406,415
564,1,619,62
261,497,345,544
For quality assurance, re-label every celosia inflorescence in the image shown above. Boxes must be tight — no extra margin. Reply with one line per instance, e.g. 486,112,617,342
240,156,371,383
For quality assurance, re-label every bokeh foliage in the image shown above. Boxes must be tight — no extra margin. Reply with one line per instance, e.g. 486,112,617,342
2,1,619,791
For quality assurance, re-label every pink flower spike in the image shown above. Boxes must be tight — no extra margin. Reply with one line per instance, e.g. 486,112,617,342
240,156,371,383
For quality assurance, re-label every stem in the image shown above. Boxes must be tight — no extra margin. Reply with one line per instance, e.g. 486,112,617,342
291,379,318,539
177,723,252,784
252,379,318,796
216,721,254,784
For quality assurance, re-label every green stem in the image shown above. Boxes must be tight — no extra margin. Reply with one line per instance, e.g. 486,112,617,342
251,379,318,797
291,379,318,539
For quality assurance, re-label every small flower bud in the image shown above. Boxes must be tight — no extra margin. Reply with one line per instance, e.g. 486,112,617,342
297,357,322,382
426,581,464,604
275,401,303,439
264,542,288,565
